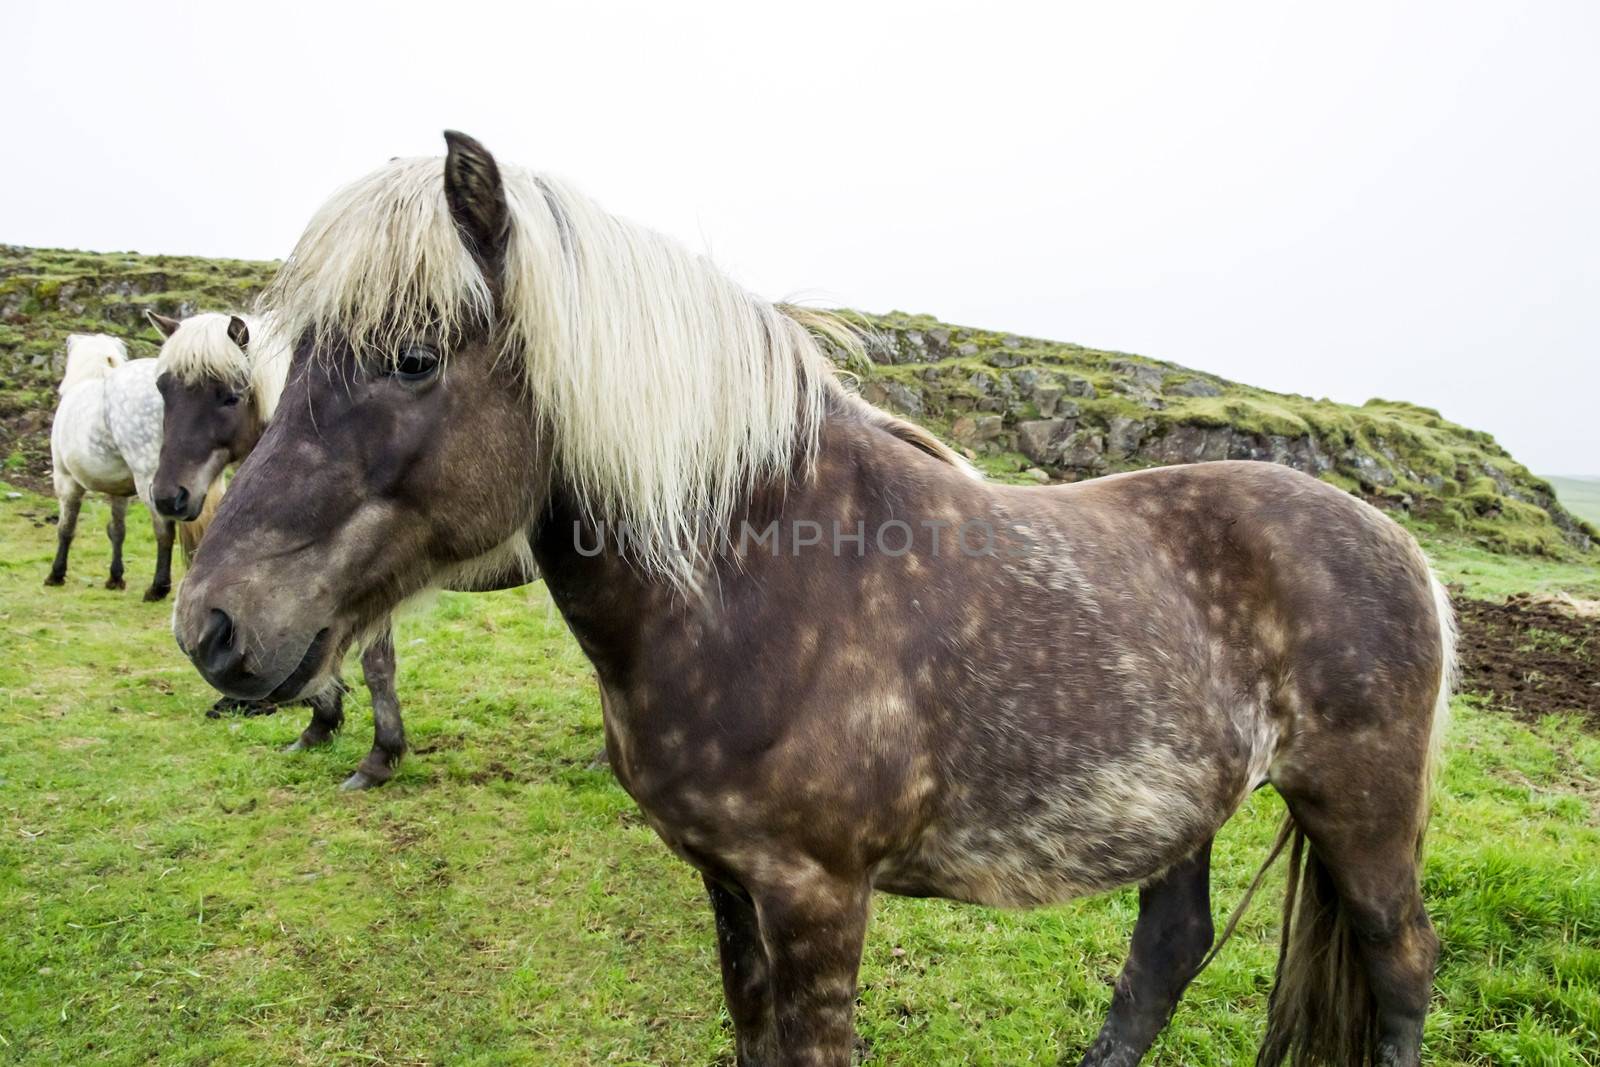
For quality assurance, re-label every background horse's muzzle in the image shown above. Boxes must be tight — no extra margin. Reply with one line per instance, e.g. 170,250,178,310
152,485,197,521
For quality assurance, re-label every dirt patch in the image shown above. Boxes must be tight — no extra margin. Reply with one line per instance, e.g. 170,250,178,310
1457,594,1600,727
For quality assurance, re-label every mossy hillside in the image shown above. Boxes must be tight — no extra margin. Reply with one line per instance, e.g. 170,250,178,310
840,310,1595,557
2,247,1588,557
0,244,276,372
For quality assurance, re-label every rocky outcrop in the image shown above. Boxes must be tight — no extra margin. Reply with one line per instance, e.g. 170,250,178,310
839,310,1593,555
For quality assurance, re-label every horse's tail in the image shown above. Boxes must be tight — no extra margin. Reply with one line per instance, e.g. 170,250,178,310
1422,574,1457,848
1252,821,1375,1066
60,334,128,393
177,476,226,563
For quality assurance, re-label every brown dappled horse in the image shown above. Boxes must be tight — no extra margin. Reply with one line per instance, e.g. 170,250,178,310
173,132,1454,1066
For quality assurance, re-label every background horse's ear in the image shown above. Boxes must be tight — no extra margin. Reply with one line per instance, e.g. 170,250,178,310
227,315,250,350
442,130,509,267
146,310,182,338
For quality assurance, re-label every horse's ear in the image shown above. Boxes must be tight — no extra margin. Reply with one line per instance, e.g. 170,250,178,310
442,130,509,267
227,315,250,350
146,310,181,338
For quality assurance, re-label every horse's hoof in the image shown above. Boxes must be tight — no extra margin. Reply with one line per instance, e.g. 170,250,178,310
143,586,170,603
282,739,311,753
43,573,65,587
340,770,386,791
586,746,611,770
105,578,125,591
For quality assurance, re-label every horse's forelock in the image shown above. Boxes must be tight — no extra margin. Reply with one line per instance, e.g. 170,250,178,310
264,156,493,370
156,313,251,387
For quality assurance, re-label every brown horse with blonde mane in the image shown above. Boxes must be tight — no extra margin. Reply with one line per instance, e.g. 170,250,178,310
173,132,1453,1066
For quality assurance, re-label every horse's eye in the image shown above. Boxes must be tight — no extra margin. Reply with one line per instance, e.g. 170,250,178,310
221,394,241,407
393,346,440,383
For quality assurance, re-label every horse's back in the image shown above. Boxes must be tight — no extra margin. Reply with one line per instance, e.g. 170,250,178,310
51,379,133,496
101,360,165,499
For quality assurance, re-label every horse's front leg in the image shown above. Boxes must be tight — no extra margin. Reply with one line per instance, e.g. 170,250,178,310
144,513,175,601
341,624,405,790
104,495,127,590
751,868,872,1067
706,875,777,1065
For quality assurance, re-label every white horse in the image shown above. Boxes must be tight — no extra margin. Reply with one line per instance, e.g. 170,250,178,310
45,331,215,600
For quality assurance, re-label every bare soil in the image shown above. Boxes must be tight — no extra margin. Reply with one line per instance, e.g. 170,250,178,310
1456,594,1600,727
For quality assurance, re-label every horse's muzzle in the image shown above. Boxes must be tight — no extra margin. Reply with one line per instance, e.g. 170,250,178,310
182,609,331,702
153,486,199,522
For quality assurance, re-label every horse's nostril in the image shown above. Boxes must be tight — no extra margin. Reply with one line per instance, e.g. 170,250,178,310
154,486,191,519
196,608,244,678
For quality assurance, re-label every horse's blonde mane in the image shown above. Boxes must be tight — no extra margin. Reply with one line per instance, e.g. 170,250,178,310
60,334,127,393
155,312,290,419
265,155,848,582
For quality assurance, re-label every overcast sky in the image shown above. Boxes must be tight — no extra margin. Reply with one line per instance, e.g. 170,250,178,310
8,1,1596,473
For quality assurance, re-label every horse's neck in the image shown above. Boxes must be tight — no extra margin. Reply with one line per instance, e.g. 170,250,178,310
529,408,954,675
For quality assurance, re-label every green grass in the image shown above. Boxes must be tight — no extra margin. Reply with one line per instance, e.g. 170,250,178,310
1548,476,1600,529
2,487,1598,1065
1416,527,1600,601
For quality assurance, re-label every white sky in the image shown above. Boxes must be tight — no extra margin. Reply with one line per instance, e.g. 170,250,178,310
8,1,1597,473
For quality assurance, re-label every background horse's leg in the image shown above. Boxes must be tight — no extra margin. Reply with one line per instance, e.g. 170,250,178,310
104,495,127,590
1077,840,1215,1067
44,481,84,585
342,625,406,791
705,876,777,1065
144,513,175,601
284,683,344,753
751,869,871,1067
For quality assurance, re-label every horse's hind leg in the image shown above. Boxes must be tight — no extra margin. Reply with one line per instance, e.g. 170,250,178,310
144,513,175,601
104,495,128,589
341,625,407,791
45,481,84,585
1269,791,1438,1067
1078,840,1215,1067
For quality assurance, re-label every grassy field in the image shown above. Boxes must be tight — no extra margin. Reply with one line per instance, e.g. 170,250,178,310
2,486,1597,1066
